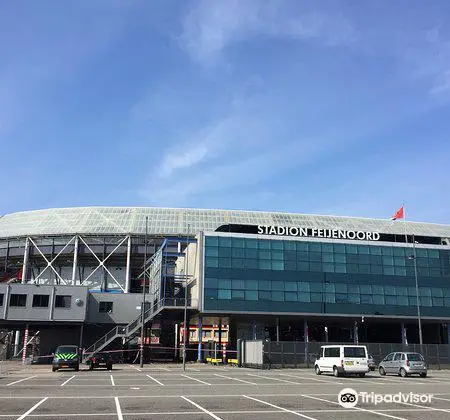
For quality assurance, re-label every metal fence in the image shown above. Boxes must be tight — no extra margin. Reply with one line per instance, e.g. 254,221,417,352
240,340,450,370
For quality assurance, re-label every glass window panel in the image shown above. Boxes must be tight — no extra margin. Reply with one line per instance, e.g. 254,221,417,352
245,239,258,248
284,241,296,250
394,266,406,276
232,248,245,258
272,291,284,301
370,265,383,275
259,291,271,300
218,289,231,299
394,257,406,267
258,260,271,270
417,258,429,267
232,259,245,268
310,283,323,292
309,252,321,262
325,293,335,303
231,290,245,300
259,280,271,290
298,282,310,292
444,289,450,298
271,241,283,250
205,289,217,299
271,250,283,260
360,285,372,294
385,295,397,305
348,284,360,294
310,262,322,272
396,286,408,295
205,247,219,257
297,261,310,271
361,294,373,304
432,297,444,306
285,292,297,301
348,264,359,274
419,287,431,297
298,292,310,302
322,243,333,252
206,278,218,288
244,248,258,258
358,245,369,254
272,282,284,291
335,283,347,293
384,285,396,295
322,253,334,262
296,242,308,251
409,296,417,306
218,258,231,268
416,248,428,258
232,279,245,289
373,294,385,304
218,279,231,289
297,251,309,261
232,238,245,248
383,256,394,265
323,263,334,273
206,258,218,268
245,259,258,269
335,264,347,273
444,298,450,307
310,292,322,302
370,246,382,255
421,296,432,306
285,282,297,292
428,249,439,258
346,245,357,254
372,285,384,294
324,283,335,293
219,237,231,247
335,293,348,303
258,250,271,259
359,265,370,274
383,266,395,275
418,267,429,277
397,296,409,306
245,291,258,301
348,294,360,303
333,244,346,253
285,261,297,271
284,250,296,261
382,247,393,255
393,247,405,257
335,254,346,263
271,261,284,270
309,243,321,252
408,287,417,296
431,288,443,297
245,280,258,290
206,236,218,246
370,255,383,265
258,240,270,249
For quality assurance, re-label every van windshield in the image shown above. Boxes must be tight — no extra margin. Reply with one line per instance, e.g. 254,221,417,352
56,346,77,354
344,347,366,358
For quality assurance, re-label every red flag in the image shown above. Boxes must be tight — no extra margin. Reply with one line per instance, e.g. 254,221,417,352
391,206,405,220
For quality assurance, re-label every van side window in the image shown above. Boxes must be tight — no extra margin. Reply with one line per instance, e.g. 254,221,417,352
324,347,340,357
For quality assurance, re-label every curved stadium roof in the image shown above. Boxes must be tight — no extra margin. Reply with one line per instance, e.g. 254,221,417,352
0,207,449,239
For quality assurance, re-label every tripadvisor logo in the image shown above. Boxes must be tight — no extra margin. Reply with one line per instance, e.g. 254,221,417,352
338,388,433,408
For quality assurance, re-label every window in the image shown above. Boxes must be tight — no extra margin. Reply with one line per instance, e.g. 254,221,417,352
10,294,26,307
32,294,49,308
99,301,113,313
55,295,71,308
0,294,3,306
383,353,394,361
324,347,340,357
344,347,366,358
394,353,402,361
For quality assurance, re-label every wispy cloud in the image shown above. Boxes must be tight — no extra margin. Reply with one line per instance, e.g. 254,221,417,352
180,0,355,64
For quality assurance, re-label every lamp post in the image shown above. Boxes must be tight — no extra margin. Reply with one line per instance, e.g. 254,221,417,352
139,216,148,368
411,236,423,347
182,224,189,372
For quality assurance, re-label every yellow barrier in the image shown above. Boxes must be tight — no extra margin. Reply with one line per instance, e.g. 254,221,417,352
228,359,238,365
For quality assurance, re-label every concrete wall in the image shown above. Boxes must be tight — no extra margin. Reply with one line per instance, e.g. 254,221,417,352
86,292,142,324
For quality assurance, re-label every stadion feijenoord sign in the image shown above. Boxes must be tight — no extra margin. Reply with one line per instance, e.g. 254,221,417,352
257,225,381,241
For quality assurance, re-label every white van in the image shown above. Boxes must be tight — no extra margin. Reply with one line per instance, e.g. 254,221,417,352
314,345,369,377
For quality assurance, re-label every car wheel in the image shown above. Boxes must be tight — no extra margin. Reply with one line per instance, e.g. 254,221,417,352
89,364,94,371
314,365,321,375
75,366,79,372
106,363,113,371
333,366,340,377
358,373,365,378
399,368,407,378
420,372,427,378
379,366,386,376
52,367,57,372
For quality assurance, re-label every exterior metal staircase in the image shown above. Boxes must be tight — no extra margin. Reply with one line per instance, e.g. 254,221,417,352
82,297,196,362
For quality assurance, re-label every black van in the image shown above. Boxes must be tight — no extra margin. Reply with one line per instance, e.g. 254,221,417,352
52,345,80,372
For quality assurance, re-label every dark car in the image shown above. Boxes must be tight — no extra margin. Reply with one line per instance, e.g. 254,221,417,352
86,352,113,370
52,345,80,372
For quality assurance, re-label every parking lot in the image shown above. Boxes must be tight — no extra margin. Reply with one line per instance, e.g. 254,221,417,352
1,364,450,419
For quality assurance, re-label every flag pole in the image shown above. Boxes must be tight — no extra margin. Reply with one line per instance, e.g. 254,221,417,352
402,205,423,347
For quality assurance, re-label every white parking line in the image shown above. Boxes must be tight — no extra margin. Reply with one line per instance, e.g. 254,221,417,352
181,396,223,420
6,376,37,386
114,396,123,420
127,364,141,372
146,374,165,386
181,374,211,385
214,374,257,385
16,397,48,420
243,395,318,420
279,373,344,385
60,375,75,387
110,375,115,386
299,393,409,420
247,373,301,385
395,400,450,414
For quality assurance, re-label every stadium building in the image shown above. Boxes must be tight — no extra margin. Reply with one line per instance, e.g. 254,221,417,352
0,207,449,362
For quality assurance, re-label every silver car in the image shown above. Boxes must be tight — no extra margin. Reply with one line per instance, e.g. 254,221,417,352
378,352,427,377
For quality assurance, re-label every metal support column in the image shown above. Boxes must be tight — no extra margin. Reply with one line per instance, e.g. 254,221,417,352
447,324,450,345
22,324,29,364
218,318,222,361
197,317,203,362
125,236,131,293
304,320,309,365
276,317,280,342
14,330,20,357
22,237,30,284
252,320,257,340
401,323,408,345
72,236,79,285
354,321,359,344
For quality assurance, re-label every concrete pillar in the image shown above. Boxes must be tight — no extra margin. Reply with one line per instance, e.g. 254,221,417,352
447,324,450,345
218,318,223,361
22,238,30,284
72,236,79,284
197,317,203,362
401,323,408,345
125,236,131,293
276,318,280,342
304,320,309,364
354,321,359,344
14,330,20,357
252,320,257,340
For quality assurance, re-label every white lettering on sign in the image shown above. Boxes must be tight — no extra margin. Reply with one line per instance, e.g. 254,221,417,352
257,226,381,241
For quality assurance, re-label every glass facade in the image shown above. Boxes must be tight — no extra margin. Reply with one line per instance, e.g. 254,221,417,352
203,235,450,317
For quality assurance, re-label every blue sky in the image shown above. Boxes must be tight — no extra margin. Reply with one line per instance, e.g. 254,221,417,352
1,0,449,223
